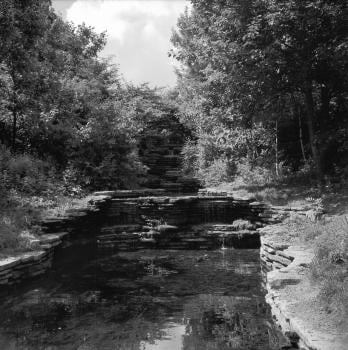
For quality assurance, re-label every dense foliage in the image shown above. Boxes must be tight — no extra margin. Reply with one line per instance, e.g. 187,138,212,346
171,0,348,186
0,0,176,194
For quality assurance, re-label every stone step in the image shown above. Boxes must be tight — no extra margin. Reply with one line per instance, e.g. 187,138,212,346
100,224,142,234
98,232,141,241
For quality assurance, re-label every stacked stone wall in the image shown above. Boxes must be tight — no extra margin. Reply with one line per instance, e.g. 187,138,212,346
1,187,337,350
0,194,111,287
96,193,267,250
0,189,279,287
139,115,200,192
0,188,322,287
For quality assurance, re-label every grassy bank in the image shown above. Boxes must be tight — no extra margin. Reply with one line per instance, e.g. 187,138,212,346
286,213,348,320
0,149,84,257
211,177,348,323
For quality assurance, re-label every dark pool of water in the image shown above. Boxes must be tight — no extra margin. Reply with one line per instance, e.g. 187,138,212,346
0,246,282,350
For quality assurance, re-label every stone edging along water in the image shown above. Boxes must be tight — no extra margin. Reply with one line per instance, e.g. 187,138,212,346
202,189,348,350
0,193,112,287
0,188,279,286
1,187,339,350
260,225,348,350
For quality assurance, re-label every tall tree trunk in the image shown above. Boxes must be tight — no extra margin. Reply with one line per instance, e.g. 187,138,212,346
304,80,323,182
12,108,17,152
10,70,18,152
320,84,329,130
291,94,306,164
249,126,256,170
275,119,279,176
298,106,307,164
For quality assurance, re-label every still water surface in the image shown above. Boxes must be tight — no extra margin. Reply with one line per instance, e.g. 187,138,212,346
0,246,280,350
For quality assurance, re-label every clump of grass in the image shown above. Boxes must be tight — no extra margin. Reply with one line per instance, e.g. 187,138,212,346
280,211,348,319
43,197,76,218
309,216,348,317
43,195,91,218
231,219,255,230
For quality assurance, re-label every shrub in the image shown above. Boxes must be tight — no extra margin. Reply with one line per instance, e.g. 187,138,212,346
0,219,19,251
181,140,198,177
180,126,281,188
198,158,234,186
0,145,57,195
0,145,63,254
233,161,276,188
0,205,42,255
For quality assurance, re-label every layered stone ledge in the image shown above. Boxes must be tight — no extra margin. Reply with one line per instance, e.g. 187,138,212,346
259,224,347,350
0,192,115,287
2,187,343,349
200,188,347,350
1,187,322,288
259,225,295,271
95,191,274,250
0,189,271,287
97,222,262,250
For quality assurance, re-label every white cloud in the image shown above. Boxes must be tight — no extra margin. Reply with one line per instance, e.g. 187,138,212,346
67,0,186,45
66,0,189,86
143,21,156,37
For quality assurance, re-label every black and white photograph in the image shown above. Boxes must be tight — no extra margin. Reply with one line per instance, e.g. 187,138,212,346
0,0,347,349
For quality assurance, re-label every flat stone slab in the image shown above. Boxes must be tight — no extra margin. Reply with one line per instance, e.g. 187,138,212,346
101,225,142,233
41,217,66,223
264,241,348,350
55,232,69,239
89,195,111,202
0,257,21,271
157,225,178,233
207,230,258,237
39,234,62,244
250,201,270,208
98,232,141,240
0,268,12,276
94,189,167,198
19,251,47,263
93,191,118,196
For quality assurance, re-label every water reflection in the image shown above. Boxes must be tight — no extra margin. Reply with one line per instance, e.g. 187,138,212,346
0,248,283,350
140,323,185,350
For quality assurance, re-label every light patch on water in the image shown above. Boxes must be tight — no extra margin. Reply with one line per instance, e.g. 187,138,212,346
139,322,186,350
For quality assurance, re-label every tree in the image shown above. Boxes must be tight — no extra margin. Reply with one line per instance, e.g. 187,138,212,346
171,0,348,183
258,0,348,179
0,0,52,151
0,2,157,190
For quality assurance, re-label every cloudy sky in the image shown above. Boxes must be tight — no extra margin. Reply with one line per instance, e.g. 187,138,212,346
52,0,189,87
